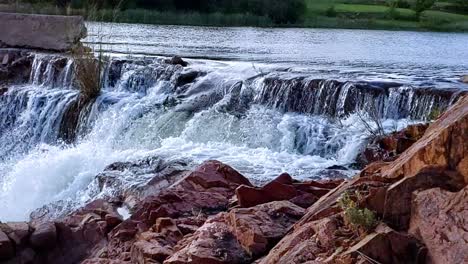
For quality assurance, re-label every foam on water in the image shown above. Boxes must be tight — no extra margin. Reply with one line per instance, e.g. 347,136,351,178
0,52,441,221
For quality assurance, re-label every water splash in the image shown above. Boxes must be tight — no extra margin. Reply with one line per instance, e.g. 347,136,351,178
0,53,463,221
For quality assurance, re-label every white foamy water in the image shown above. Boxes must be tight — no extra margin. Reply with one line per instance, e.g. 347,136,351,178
2,24,465,221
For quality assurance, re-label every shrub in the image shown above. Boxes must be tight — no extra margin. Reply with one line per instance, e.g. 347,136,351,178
428,107,442,120
72,51,104,102
338,191,377,233
326,6,337,17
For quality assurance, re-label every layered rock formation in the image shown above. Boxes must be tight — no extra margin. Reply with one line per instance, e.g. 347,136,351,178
0,94,466,263
0,12,87,51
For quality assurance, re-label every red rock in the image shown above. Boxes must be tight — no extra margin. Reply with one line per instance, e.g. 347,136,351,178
236,174,339,208
0,230,14,260
409,186,468,264
165,216,251,264
130,232,174,263
0,222,30,246
339,223,425,264
383,95,468,180
258,215,341,264
30,222,57,250
104,161,252,261
235,185,271,208
225,201,304,257
383,166,465,230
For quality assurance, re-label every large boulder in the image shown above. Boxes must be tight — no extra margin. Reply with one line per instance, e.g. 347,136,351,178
0,230,14,261
235,173,342,209
104,160,253,261
382,95,468,180
0,12,87,51
409,186,468,264
166,201,305,264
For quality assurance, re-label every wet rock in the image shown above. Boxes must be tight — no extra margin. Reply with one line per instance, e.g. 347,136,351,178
0,86,7,95
356,123,429,168
0,230,14,260
462,75,468,83
165,56,188,67
409,186,468,264
0,13,87,51
0,222,31,247
105,160,252,260
96,156,191,210
175,70,205,87
0,49,33,85
30,222,57,250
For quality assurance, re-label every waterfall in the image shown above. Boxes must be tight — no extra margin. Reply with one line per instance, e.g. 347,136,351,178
0,52,466,221
252,75,465,120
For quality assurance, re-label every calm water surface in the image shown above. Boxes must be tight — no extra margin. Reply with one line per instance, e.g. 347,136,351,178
86,22,468,87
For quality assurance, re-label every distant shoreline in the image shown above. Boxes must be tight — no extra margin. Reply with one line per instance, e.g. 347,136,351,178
1,4,468,32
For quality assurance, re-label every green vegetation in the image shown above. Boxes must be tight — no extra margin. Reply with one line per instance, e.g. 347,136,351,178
338,191,377,234
1,0,467,31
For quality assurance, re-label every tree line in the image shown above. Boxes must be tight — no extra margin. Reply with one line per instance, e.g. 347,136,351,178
39,0,306,24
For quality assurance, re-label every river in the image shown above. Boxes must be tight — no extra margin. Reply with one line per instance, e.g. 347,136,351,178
0,22,467,221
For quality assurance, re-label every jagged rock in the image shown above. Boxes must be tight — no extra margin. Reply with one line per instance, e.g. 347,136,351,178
409,186,468,264
29,222,57,250
0,230,14,260
236,173,341,209
339,223,425,264
258,214,342,264
0,13,87,51
104,161,252,261
356,123,429,168
225,201,305,257
165,216,251,264
382,95,468,180
167,201,304,264
165,56,188,67
383,166,465,230
0,222,31,247
0,49,33,85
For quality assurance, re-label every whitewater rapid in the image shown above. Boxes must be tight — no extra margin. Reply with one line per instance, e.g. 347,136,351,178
0,53,461,221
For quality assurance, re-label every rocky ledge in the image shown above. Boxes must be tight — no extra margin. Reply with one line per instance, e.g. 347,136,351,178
0,96,467,263
0,12,87,51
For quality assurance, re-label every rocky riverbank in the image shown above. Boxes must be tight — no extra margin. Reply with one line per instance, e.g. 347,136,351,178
1,95,467,264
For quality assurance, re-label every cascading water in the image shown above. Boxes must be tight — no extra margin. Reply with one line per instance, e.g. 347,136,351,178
0,52,465,221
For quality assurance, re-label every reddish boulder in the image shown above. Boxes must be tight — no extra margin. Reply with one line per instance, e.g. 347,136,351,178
0,222,31,247
356,123,429,168
105,161,252,261
225,201,305,257
165,216,251,264
0,230,14,260
409,186,468,264
236,173,340,209
258,214,341,264
383,95,468,180
29,222,57,250
383,167,465,230
167,200,304,264
338,223,425,264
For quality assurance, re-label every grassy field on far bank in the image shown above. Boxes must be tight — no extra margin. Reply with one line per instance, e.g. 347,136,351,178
1,0,468,32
